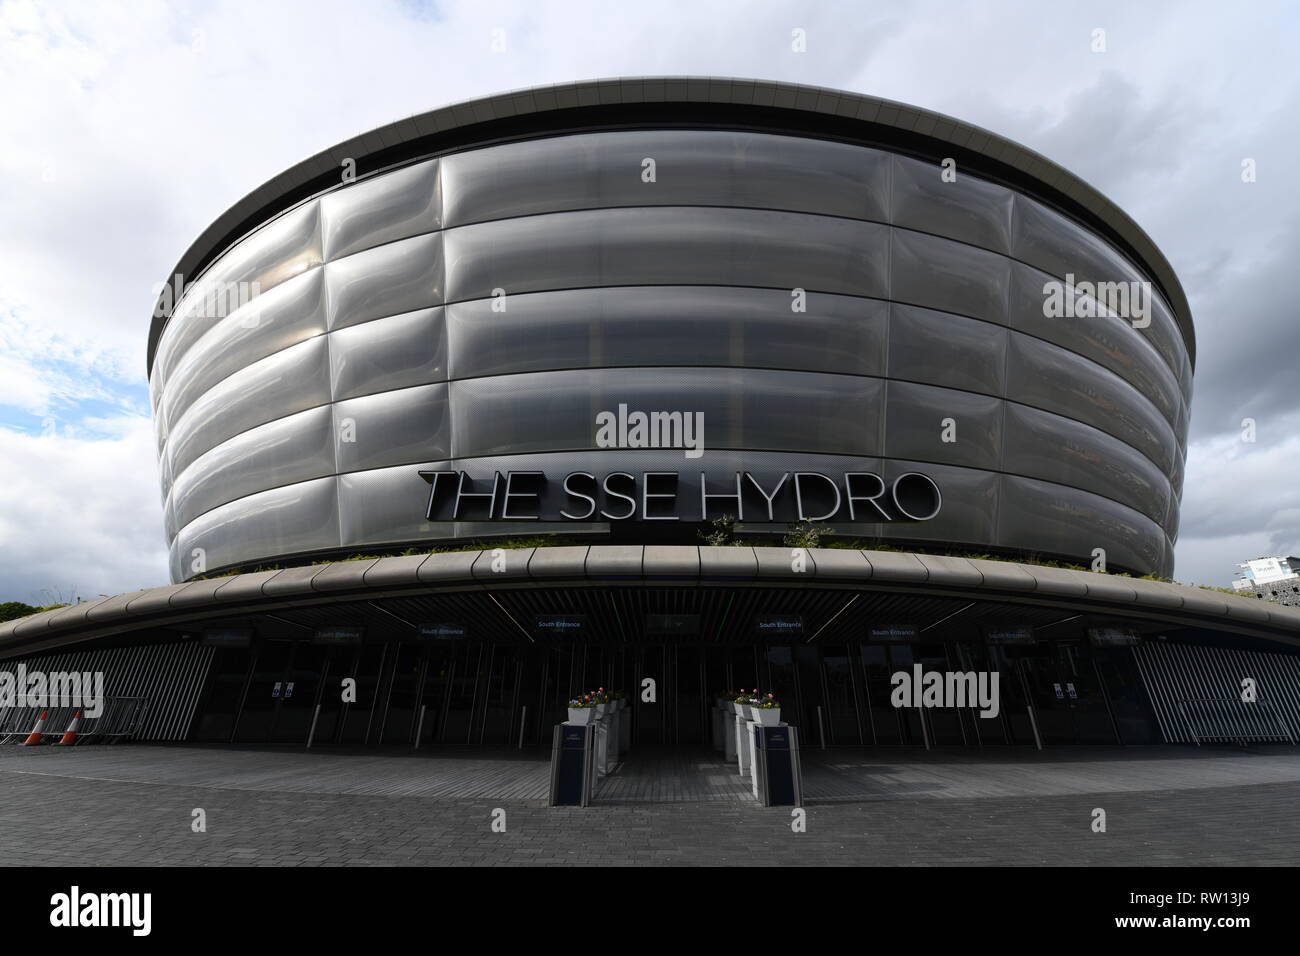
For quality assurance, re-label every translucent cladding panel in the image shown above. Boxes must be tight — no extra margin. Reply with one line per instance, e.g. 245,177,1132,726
164,494,177,542
153,409,169,457
890,155,1014,254
888,304,1007,396
883,381,1003,470
439,130,892,226
330,307,447,401
448,367,883,458
876,459,998,547
1144,294,1193,394
325,232,443,331
1168,444,1185,499
1010,194,1148,298
890,228,1011,325
1002,403,1170,525
332,383,450,473
149,367,163,412
1005,333,1176,475
170,406,336,530
158,442,174,501
155,201,323,387
337,464,456,548
446,287,886,380
443,207,889,303
1006,261,1181,428
997,474,1166,576
175,476,339,577
167,336,332,479
162,267,327,430
1175,329,1194,406
1164,498,1180,544
321,158,441,262
169,538,183,584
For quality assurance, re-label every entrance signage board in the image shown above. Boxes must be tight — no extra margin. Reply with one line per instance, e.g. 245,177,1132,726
869,624,918,642
313,626,365,645
984,625,1036,645
754,615,804,637
1088,626,1141,647
418,623,468,639
201,629,252,648
535,615,587,635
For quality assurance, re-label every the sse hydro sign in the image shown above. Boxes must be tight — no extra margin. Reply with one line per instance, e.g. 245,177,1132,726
418,469,942,523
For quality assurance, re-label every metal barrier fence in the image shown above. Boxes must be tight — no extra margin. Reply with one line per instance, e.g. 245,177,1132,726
1134,642,1300,743
1174,698,1296,746
0,641,211,741
0,696,147,745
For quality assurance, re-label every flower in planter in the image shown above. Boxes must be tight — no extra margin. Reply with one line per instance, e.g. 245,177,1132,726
568,697,595,708
755,693,781,709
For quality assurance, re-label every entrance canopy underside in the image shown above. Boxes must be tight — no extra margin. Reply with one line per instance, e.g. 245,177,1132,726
3,547,1299,659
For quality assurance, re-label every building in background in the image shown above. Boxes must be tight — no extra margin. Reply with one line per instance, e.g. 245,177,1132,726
1233,556,1300,607
2,79,1299,754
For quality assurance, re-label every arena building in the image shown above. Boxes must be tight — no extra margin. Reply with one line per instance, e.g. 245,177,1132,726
2,78,1298,751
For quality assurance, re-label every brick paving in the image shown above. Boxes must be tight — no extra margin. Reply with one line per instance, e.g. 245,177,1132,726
1,744,1298,865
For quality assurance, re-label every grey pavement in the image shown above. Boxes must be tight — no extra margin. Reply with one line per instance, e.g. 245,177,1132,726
1,744,1297,865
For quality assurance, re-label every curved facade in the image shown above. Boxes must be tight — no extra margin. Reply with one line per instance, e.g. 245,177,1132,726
148,80,1193,582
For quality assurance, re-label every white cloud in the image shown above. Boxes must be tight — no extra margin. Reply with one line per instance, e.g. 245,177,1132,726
0,417,168,604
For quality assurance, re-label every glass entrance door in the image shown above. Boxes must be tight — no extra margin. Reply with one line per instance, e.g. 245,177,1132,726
269,642,327,743
1018,644,1121,745
232,638,293,742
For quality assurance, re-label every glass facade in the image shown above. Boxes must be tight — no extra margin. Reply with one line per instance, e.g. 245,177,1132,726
150,128,1193,581
192,633,1156,749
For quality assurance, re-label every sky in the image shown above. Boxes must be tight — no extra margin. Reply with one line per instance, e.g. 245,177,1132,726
1,0,1297,603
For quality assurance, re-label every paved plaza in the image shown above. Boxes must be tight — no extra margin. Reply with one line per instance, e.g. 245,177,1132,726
1,744,1297,865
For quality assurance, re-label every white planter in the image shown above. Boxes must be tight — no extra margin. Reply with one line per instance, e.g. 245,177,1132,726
752,708,780,726
595,703,608,718
731,702,747,716
568,708,594,725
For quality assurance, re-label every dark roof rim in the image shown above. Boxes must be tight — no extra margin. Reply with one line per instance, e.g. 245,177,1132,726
3,547,1296,659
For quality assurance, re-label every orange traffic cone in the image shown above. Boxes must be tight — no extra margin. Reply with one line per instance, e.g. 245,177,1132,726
54,710,82,746
19,710,49,746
